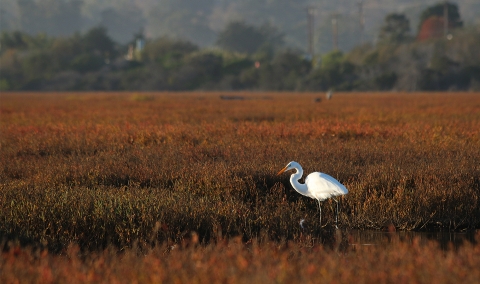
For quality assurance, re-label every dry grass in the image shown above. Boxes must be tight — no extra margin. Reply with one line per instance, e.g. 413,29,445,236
2,233,480,283
0,91,479,253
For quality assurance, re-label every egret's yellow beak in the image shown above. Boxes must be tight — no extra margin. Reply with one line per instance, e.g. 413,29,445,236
277,166,288,176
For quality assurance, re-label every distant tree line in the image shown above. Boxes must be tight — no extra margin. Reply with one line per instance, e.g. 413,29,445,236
1,2,479,92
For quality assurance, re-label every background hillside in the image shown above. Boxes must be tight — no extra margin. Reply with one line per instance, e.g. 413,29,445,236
1,0,479,91
2,0,479,52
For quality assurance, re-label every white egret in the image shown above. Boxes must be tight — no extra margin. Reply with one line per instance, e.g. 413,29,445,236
277,161,348,228
326,89,333,100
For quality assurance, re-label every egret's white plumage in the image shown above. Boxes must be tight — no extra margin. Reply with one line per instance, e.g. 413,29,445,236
277,161,348,227
326,89,333,100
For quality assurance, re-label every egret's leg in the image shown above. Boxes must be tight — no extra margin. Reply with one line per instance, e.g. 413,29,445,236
333,198,339,229
317,199,322,227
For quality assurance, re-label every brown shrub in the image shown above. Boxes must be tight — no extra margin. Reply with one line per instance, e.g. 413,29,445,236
2,232,480,283
0,92,479,251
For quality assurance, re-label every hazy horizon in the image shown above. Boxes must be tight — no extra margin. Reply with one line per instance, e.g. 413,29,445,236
1,0,479,54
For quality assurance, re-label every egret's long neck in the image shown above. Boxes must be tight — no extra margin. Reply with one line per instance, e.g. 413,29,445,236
290,168,309,196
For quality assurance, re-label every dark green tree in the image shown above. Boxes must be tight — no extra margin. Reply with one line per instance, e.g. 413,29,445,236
82,27,115,56
258,50,311,90
170,52,223,89
418,2,463,31
0,31,28,49
302,51,356,91
216,21,265,54
142,37,198,69
218,0,307,51
69,53,105,73
378,13,412,44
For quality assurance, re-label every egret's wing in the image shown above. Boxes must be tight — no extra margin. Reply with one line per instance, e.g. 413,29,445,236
305,172,348,201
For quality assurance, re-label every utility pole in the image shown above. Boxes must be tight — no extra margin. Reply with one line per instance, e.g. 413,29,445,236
331,13,339,51
306,6,316,59
443,1,449,37
357,0,365,44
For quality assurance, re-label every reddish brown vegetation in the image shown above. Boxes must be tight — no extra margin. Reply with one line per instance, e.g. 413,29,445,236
0,92,479,252
1,91,479,282
417,16,455,41
2,233,480,283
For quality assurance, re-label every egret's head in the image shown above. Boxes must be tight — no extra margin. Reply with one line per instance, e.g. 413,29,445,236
277,161,300,175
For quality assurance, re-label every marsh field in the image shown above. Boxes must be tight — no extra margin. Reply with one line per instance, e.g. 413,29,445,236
1,91,480,283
